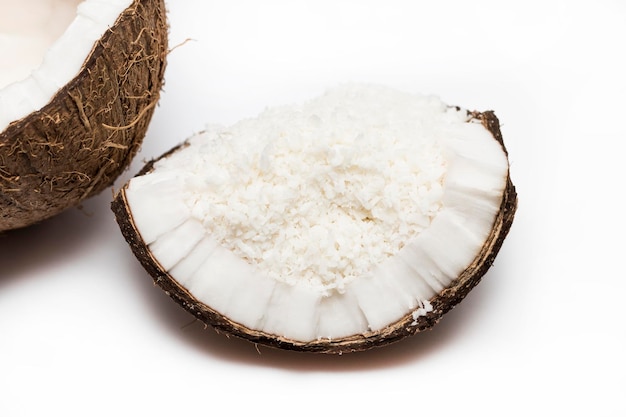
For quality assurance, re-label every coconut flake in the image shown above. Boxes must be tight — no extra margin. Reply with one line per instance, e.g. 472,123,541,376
411,300,434,325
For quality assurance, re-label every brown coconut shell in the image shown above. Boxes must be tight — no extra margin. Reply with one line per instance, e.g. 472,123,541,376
111,111,517,354
0,0,168,232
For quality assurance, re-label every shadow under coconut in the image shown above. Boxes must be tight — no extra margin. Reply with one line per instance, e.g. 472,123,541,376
131,255,501,371
0,193,112,286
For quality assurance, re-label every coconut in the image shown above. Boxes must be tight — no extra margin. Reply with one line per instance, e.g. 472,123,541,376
112,85,517,354
0,0,167,231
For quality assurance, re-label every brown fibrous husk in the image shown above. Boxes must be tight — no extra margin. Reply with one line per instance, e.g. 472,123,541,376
111,110,518,354
0,0,168,232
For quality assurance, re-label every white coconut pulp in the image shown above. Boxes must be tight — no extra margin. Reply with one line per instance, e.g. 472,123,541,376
0,0,134,132
123,85,510,342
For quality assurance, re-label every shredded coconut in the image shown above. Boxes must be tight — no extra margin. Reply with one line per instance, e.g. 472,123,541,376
411,300,434,325
157,85,469,290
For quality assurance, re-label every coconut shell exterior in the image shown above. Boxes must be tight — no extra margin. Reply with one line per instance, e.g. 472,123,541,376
112,111,517,354
0,0,168,232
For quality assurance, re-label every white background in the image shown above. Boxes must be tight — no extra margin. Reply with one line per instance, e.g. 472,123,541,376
1,1,625,415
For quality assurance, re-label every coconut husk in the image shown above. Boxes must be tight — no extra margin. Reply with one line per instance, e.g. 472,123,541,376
0,0,168,231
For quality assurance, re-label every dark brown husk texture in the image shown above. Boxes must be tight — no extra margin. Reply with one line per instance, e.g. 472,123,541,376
112,111,517,354
0,0,167,231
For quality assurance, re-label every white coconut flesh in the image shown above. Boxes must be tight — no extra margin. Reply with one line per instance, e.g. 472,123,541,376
0,0,134,132
120,85,512,345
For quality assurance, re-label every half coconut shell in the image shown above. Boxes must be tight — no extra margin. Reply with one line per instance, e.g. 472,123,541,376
112,101,517,354
0,0,168,231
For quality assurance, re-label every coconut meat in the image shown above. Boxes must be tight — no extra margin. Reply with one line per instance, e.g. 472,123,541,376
123,85,510,342
0,0,134,132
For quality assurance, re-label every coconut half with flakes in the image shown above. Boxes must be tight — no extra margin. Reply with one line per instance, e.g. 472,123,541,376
112,84,517,354
0,0,167,231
